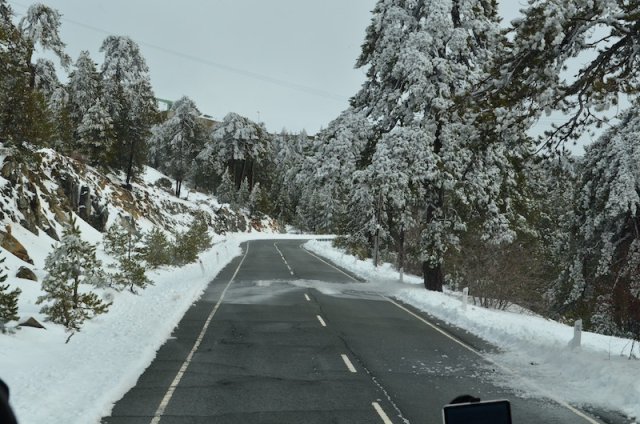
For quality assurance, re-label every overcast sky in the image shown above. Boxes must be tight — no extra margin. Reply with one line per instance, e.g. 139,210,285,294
9,0,524,136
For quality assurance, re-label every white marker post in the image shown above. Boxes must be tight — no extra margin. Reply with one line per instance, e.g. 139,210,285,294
462,287,469,311
568,319,582,349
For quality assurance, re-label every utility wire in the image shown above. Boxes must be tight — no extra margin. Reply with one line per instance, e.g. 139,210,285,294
8,0,348,103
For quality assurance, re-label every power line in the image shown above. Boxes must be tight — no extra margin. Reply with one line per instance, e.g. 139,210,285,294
8,0,348,103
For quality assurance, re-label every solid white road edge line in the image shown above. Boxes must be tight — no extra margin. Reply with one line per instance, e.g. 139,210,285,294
316,315,327,327
341,354,357,373
372,401,394,424
149,242,251,424
383,296,601,424
300,244,359,282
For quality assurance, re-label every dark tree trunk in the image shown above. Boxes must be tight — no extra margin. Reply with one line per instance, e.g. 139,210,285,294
175,179,182,197
423,261,444,292
125,140,135,189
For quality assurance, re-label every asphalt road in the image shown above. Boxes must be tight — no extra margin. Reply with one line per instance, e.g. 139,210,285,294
101,239,622,424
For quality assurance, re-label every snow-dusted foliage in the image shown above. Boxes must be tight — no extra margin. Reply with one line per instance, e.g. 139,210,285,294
36,217,110,335
99,36,157,185
149,96,208,196
198,112,270,191
553,106,640,337
77,96,114,162
296,109,371,233
18,2,70,68
68,50,101,127
495,0,640,148
340,0,526,290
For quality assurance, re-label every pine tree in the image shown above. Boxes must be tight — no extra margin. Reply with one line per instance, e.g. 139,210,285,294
150,96,208,196
76,96,114,164
36,217,110,335
0,255,21,334
552,105,640,339
348,0,515,291
68,51,100,121
0,1,52,145
216,169,237,205
237,178,250,208
103,219,150,293
100,36,158,187
173,214,211,266
198,112,270,190
141,227,171,268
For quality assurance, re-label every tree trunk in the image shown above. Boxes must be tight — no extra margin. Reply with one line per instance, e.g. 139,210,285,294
398,226,405,283
423,261,444,292
125,140,135,189
176,179,182,197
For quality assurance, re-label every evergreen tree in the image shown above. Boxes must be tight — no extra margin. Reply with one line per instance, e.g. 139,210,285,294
141,227,171,268
552,106,640,339
68,50,101,133
0,1,52,145
216,169,236,205
76,96,114,164
0,255,21,334
150,96,208,196
173,214,211,266
237,178,250,208
103,219,150,293
492,0,640,149
36,217,110,335
198,112,270,190
348,0,518,291
100,36,157,187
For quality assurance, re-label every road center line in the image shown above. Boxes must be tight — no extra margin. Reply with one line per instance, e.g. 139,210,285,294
274,242,294,276
372,402,394,424
316,315,327,327
341,354,357,373
149,242,251,424
304,293,311,302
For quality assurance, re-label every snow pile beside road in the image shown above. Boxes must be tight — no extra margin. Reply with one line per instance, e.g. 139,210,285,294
304,239,640,422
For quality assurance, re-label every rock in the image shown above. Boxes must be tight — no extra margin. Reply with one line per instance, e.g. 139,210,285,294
0,228,34,264
15,266,37,281
18,317,46,329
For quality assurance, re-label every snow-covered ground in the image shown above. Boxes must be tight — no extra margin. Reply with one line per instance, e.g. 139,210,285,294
304,240,640,422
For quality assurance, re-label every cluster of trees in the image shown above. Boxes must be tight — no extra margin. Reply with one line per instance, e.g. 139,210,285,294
34,215,211,340
284,0,640,341
0,1,157,187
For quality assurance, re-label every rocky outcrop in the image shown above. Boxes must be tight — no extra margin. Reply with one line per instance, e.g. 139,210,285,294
16,266,37,281
0,226,33,264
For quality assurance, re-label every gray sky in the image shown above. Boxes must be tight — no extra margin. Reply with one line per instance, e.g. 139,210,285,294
9,0,526,136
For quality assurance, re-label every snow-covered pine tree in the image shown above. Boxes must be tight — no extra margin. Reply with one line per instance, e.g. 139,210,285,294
0,254,21,334
68,50,101,132
237,178,250,208
349,0,511,291
77,96,114,164
493,0,640,149
18,3,70,86
103,219,150,293
296,109,372,234
552,106,640,339
100,36,157,187
269,129,307,223
215,168,237,206
141,227,171,269
36,216,110,335
0,2,52,145
150,96,208,196
198,112,270,190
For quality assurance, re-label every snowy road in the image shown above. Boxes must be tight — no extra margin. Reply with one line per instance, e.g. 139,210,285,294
101,240,611,424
